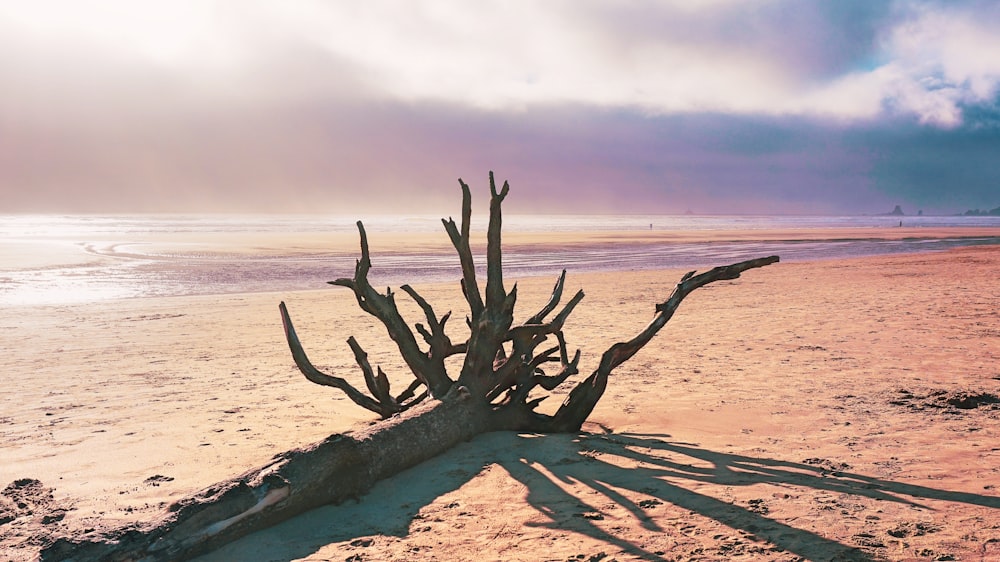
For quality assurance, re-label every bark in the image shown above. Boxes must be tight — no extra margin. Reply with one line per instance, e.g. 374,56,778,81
42,173,778,561
43,388,495,561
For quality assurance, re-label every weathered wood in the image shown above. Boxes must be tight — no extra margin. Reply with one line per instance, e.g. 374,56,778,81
42,174,778,560
441,179,484,320
279,301,386,415
329,222,452,397
43,388,493,561
544,255,780,432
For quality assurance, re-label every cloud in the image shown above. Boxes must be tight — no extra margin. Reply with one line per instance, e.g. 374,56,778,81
236,0,999,125
4,0,998,123
1,0,998,214
4,0,1000,123
856,105,1000,211
872,1,1000,126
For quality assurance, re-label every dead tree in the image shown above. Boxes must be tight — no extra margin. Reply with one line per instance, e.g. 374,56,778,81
43,174,777,561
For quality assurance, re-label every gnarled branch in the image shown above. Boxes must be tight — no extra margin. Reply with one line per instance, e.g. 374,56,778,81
279,302,388,417
544,255,781,432
329,222,453,398
526,269,568,324
442,180,484,320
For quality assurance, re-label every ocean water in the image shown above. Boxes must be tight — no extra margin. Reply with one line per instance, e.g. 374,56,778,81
2,213,999,306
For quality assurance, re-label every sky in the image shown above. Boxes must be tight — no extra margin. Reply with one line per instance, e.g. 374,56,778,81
1,0,998,215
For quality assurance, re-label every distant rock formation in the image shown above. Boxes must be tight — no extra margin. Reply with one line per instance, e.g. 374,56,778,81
963,206,1000,216
875,205,905,216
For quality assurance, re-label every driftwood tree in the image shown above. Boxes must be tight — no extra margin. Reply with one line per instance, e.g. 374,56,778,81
45,174,777,561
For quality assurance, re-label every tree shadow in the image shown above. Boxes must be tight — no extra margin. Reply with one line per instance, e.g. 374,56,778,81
196,431,1000,561
495,432,875,561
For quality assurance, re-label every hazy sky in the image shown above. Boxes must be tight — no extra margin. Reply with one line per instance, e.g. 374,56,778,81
1,0,998,214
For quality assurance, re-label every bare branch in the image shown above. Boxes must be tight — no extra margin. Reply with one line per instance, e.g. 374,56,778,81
346,337,396,412
279,302,387,416
526,270,567,325
394,379,424,405
485,344,557,402
507,288,585,344
399,389,430,411
547,255,780,431
414,323,434,345
556,331,571,365
328,223,454,398
401,284,441,332
605,255,780,373
442,180,484,319
485,171,507,311
531,332,581,391
455,175,519,394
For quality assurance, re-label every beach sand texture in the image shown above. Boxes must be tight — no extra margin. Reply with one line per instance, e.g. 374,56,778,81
2,240,999,561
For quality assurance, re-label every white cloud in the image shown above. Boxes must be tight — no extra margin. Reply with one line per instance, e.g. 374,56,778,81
257,0,1000,125
238,1,799,114
1,0,998,126
862,3,1000,126
0,0,248,68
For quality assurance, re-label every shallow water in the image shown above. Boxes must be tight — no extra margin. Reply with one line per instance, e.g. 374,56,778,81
2,214,999,305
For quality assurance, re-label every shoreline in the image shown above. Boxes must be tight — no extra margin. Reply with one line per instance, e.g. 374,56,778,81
3,226,999,308
3,246,1000,560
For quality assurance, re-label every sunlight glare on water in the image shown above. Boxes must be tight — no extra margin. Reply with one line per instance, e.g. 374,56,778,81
0,239,146,306
2,213,999,306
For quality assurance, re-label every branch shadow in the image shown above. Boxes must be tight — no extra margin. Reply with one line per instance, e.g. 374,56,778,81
196,431,1000,562
494,433,875,561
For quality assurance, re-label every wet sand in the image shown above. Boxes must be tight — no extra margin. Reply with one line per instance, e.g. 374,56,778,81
2,236,999,561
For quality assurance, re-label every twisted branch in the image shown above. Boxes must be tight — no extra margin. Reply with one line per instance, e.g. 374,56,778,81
545,255,781,431
328,222,453,397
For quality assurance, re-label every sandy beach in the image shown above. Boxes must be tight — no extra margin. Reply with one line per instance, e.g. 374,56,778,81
7,1,1000,559
2,234,1000,561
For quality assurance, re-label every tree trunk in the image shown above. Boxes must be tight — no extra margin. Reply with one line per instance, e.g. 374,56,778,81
44,388,496,561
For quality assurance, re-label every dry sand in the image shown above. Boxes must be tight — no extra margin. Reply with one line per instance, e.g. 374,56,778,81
2,241,999,561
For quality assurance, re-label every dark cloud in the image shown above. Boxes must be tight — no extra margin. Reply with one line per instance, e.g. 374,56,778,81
856,99,1000,213
0,95,887,214
2,85,994,215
